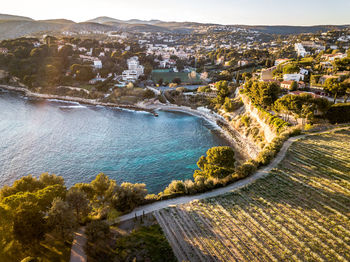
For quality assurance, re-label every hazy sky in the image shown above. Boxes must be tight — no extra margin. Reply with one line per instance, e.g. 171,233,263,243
2,0,350,25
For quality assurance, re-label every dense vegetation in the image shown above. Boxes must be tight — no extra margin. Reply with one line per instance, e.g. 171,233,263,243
325,103,350,124
0,173,149,261
156,128,350,261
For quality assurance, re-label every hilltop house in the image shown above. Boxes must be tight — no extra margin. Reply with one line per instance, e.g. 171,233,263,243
283,73,304,82
122,56,144,82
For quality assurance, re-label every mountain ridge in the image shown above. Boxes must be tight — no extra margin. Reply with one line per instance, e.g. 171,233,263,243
0,13,349,40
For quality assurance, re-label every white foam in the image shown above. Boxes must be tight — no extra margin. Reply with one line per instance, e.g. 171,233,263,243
48,99,80,105
115,107,151,114
59,105,87,109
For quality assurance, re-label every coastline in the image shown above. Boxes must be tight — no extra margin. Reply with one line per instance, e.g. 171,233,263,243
0,84,158,116
0,84,253,160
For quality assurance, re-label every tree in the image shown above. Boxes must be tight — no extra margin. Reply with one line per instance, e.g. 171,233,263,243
283,63,300,74
85,220,112,261
39,173,64,187
111,183,147,212
244,80,281,108
194,146,235,179
223,97,235,112
341,80,350,102
212,80,230,105
13,204,46,247
324,77,345,103
90,173,116,207
290,81,298,91
66,188,90,223
47,198,77,240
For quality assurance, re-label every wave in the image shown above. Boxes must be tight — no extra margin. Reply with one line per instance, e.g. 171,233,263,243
59,105,88,109
48,99,80,105
115,107,151,115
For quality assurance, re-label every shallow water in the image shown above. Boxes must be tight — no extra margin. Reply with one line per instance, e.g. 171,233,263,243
0,89,230,193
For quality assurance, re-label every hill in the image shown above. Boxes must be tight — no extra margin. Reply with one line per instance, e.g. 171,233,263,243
86,16,123,24
0,13,33,21
0,13,349,40
243,25,349,34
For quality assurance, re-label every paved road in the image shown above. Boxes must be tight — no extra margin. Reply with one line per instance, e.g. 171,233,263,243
69,227,87,262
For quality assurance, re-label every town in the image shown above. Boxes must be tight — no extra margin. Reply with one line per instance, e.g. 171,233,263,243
0,26,349,109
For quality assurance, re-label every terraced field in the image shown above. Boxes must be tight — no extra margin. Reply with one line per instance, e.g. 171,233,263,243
155,128,350,262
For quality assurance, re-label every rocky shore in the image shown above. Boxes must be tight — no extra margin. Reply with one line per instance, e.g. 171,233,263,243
0,85,158,116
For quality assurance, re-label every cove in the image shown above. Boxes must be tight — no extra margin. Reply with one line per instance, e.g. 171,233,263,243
0,89,231,193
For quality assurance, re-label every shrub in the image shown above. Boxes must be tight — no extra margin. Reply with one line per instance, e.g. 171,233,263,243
163,180,186,195
325,103,350,124
236,162,257,178
241,115,251,127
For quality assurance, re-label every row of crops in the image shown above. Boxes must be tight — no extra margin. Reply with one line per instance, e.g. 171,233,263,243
155,128,350,261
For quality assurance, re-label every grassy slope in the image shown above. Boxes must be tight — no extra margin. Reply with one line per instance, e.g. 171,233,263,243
157,128,350,261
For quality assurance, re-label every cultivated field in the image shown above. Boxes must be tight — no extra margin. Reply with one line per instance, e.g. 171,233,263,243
155,128,350,261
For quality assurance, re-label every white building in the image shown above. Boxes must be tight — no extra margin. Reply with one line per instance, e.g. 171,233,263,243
283,73,304,82
299,68,309,75
93,60,102,69
122,56,144,82
295,43,309,57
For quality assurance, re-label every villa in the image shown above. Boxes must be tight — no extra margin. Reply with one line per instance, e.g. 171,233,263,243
122,56,144,82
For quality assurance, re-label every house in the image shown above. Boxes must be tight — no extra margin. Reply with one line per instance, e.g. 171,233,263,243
275,59,290,66
295,43,309,57
280,81,294,90
237,60,249,67
0,48,8,54
321,53,346,61
283,73,304,82
122,56,144,82
260,66,276,81
299,68,309,75
319,75,340,85
93,60,102,69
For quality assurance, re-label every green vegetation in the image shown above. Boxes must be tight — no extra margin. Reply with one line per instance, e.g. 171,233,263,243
156,128,350,261
114,225,176,262
0,174,71,261
194,147,235,179
0,173,149,261
325,103,350,124
274,93,331,123
243,80,281,109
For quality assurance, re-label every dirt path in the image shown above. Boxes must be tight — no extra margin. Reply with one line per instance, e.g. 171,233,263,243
115,127,347,223
69,227,87,262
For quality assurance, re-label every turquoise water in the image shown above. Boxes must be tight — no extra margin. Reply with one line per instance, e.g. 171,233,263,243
0,89,230,193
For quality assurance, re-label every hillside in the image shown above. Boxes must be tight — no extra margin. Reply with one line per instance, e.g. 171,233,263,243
0,13,349,40
156,128,350,261
0,13,33,21
243,25,349,34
